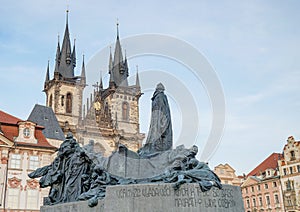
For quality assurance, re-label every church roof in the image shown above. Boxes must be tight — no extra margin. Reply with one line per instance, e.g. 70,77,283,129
28,104,65,141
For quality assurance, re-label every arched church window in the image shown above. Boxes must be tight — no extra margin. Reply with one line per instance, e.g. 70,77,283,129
49,94,53,108
66,93,72,113
122,102,129,121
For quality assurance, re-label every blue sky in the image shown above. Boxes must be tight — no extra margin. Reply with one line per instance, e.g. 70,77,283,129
1,0,300,175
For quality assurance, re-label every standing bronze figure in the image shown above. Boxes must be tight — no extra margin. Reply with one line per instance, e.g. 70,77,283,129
139,83,173,157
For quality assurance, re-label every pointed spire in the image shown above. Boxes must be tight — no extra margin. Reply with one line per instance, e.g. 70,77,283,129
120,51,129,86
124,50,129,77
116,19,119,39
45,60,50,82
135,65,140,88
54,34,61,72
72,38,76,68
58,9,74,78
109,46,113,74
100,72,103,90
80,54,86,85
113,25,123,69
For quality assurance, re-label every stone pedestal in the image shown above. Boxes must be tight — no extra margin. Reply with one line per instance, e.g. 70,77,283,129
41,184,244,212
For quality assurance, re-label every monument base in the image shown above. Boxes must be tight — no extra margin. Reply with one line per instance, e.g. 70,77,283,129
41,184,244,212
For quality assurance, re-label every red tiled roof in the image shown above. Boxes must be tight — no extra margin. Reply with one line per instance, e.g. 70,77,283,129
1,125,16,141
0,110,56,150
247,153,283,177
0,110,22,125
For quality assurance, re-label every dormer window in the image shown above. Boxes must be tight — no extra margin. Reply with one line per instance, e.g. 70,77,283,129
23,128,30,138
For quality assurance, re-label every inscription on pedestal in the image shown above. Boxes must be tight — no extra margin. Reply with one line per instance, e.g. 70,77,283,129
105,184,244,212
115,185,237,210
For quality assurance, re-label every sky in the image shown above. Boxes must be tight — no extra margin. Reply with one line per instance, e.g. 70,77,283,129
1,0,300,175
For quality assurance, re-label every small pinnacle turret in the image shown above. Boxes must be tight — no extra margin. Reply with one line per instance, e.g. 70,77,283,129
72,39,76,68
135,65,140,88
80,54,86,85
100,72,103,90
45,60,50,83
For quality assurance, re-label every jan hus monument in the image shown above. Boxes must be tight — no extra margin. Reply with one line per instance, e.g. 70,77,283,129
29,82,244,211
30,11,244,212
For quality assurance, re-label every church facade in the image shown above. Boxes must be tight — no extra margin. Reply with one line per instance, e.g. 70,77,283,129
43,11,144,156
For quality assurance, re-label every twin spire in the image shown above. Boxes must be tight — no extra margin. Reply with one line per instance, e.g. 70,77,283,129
45,10,86,86
108,23,129,87
54,10,77,79
46,11,140,89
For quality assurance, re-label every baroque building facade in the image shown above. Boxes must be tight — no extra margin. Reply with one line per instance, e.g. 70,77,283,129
278,136,300,212
43,12,144,155
0,110,57,211
213,163,243,186
241,153,285,212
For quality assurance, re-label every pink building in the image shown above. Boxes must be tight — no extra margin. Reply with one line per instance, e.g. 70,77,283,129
241,153,285,212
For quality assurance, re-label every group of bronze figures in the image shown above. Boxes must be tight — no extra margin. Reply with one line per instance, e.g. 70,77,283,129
29,83,222,207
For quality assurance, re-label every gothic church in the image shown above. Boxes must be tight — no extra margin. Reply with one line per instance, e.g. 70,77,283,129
43,11,144,156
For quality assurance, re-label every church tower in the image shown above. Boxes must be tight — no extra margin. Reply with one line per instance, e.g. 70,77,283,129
77,24,144,156
43,10,86,135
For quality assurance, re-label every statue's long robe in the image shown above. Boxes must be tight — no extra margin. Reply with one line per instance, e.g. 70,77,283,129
145,90,173,152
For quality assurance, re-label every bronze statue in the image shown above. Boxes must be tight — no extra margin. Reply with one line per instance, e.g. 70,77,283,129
28,84,222,208
138,83,173,157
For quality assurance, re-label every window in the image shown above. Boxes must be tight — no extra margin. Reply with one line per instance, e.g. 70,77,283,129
289,167,293,174
246,199,250,208
245,187,248,194
10,154,21,169
61,95,65,106
122,102,129,121
7,188,19,209
29,156,39,170
264,183,268,189
266,196,270,205
257,185,261,191
274,194,279,204
283,168,287,175
273,182,277,187
252,198,256,207
23,128,30,137
259,196,263,206
287,196,293,206
66,93,72,113
27,189,39,209
297,165,300,173
251,186,254,192
290,151,295,160
286,180,291,190
49,94,53,107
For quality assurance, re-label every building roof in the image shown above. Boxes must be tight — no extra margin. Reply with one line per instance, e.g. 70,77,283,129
247,153,283,177
0,110,22,125
0,110,56,150
28,104,65,141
